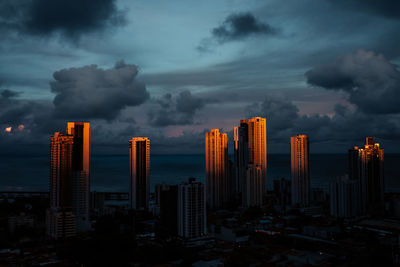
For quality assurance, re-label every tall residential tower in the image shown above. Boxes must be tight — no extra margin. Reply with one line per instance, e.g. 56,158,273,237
67,122,91,232
46,122,91,238
129,137,150,210
205,129,228,209
290,134,310,207
234,120,249,194
350,137,384,215
247,117,267,196
46,132,76,239
235,117,267,206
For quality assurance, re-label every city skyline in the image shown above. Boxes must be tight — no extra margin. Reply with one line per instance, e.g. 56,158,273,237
1,1,400,155
1,1,400,265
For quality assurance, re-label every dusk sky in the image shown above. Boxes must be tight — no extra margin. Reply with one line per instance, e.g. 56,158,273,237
1,0,400,154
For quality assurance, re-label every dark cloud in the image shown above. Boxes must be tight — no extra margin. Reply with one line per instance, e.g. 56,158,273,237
306,50,400,114
0,91,61,151
247,95,400,147
246,96,299,132
197,12,276,51
212,12,276,43
0,0,126,40
1,89,20,98
176,90,205,114
51,60,149,120
0,60,151,154
148,90,205,127
331,0,400,19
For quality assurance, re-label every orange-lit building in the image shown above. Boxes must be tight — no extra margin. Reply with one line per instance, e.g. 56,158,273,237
46,132,76,239
205,129,228,209
290,134,310,207
247,117,267,196
67,122,91,232
234,117,267,205
129,137,150,210
349,137,384,215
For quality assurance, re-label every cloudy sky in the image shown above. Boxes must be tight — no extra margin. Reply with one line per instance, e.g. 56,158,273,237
1,0,400,154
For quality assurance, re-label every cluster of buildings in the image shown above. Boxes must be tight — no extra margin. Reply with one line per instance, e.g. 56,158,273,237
206,118,311,209
45,118,385,241
330,137,385,218
46,122,207,240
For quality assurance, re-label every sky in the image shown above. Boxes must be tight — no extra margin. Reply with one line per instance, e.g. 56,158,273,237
1,0,400,154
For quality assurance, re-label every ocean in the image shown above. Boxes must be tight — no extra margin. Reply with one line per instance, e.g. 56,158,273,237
0,154,399,192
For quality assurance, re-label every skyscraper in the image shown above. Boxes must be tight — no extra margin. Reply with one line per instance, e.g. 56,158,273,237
67,122,91,232
349,137,384,215
242,165,263,207
205,129,228,209
234,120,249,194
178,178,207,239
129,137,150,210
234,117,267,204
46,132,76,239
290,134,310,207
247,117,267,196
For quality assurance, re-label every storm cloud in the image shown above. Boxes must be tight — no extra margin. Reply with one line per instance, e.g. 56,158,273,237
247,95,400,147
148,90,205,127
306,50,400,114
212,12,275,43
1,89,20,99
51,60,149,120
0,0,126,39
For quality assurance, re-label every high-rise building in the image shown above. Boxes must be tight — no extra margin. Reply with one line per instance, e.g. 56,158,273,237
247,117,267,196
46,132,76,239
67,122,91,232
178,178,207,239
205,129,228,209
129,137,150,210
330,175,360,218
242,164,263,207
349,137,384,215
290,134,310,207
234,120,249,194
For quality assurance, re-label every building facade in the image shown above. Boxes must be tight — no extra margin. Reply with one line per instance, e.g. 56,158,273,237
178,178,207,239
247,117,267,197
205,129,228,209
129,137,150,210
67,122,91,232
349,137,384,215
46,132,76,239
290,134,310,207
234,120,249,194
